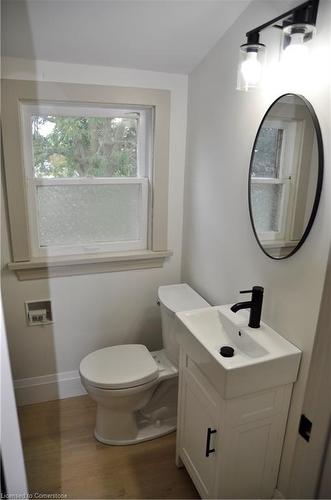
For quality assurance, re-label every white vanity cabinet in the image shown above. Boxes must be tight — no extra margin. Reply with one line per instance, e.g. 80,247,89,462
176,343,295,499
177,354,220,497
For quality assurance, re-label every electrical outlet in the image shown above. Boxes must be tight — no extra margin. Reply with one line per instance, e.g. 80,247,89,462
25,300,53,326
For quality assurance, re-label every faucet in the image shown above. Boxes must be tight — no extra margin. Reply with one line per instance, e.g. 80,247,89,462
231,286,264,328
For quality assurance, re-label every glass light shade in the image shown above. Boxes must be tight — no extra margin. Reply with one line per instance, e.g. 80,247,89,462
281,23,316,64
237,43,266,91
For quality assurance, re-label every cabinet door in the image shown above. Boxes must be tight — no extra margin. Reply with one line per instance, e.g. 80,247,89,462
179,366,219,498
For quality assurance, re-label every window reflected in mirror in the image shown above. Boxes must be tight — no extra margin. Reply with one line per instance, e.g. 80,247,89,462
249,94,323,259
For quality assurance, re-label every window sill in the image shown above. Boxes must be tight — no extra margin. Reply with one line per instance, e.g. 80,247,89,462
261,240,299,249
8,250,173,280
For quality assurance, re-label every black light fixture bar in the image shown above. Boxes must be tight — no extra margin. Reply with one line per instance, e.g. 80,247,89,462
237,0,319,91
245,0,319,40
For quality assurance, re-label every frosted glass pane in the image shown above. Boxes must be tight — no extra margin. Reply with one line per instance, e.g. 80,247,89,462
37,184,141,247
32,114,138,178
251,184,283,232
252,128,283,178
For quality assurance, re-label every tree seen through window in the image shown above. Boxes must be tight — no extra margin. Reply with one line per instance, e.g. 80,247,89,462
32,114,138,178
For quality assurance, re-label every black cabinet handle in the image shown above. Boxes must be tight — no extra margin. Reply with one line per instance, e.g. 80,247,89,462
205,427,217,457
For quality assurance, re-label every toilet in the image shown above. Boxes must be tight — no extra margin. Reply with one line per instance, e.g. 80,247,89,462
79,284,209,445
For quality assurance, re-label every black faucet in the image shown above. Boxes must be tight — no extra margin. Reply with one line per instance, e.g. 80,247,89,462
230,286,264,328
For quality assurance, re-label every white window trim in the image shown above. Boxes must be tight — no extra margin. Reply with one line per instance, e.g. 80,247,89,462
2,79,172,279
21,102,150,257
7,249,172,281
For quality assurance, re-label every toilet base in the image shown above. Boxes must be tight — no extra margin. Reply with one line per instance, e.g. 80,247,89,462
94,415,176,445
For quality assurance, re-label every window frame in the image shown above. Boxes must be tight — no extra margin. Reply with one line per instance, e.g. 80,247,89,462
20,102,151,257
2,79,171,279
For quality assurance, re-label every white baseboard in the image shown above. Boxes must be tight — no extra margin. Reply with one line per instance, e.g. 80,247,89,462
14,370,87,406
273,488,285,499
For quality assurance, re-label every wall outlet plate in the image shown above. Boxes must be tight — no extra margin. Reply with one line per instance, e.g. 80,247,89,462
25,300,53,326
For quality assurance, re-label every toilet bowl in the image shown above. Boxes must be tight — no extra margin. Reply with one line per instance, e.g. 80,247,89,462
80,346,178,445
79,284,209,445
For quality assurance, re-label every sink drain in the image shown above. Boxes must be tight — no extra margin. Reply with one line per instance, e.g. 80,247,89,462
220,346,235,357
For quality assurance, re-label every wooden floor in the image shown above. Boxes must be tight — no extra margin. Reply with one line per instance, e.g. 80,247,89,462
18,395,199,499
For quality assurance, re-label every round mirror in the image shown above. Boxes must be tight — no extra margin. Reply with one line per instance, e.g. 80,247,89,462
248,94,323,259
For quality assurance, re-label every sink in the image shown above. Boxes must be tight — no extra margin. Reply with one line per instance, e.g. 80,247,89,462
176,305,301,398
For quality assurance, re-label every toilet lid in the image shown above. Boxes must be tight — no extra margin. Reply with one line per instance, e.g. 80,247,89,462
79,344,159,389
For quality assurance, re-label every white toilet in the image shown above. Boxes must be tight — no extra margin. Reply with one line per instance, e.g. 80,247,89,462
79,284,209,445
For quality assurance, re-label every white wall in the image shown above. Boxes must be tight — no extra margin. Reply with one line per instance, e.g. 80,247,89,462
1,59,188,382
0,292,28,494
182,0,331,497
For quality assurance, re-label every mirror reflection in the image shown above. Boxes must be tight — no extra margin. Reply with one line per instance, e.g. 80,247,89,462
249,94,323,259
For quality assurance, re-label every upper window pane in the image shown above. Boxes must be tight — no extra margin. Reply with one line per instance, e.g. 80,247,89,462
31,114,138,178
252,127,283,179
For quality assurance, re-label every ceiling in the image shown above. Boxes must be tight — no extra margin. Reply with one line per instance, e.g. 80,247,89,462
1,0,250,74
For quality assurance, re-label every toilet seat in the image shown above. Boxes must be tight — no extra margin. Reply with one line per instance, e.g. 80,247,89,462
79,344,159,390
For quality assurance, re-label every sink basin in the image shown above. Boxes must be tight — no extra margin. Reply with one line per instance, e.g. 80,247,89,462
176,305,301,398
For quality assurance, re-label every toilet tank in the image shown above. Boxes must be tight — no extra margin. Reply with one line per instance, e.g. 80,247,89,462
158,284,210,367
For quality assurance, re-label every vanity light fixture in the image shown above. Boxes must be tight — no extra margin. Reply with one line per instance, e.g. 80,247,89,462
237,0,319,91
237,32,266,92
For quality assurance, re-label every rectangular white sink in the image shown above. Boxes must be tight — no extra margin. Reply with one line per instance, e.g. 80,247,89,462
176,305,301,398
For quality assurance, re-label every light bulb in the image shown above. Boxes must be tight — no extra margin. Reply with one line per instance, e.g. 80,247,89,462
241,52,262,86
237,42,266,91
282,32,308,64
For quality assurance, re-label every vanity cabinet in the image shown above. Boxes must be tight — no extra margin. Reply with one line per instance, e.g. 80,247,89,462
178,358,220,497
176,342,294,499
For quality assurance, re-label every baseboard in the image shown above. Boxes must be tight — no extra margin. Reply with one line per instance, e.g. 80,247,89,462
273,488,285,499
14,370,87,406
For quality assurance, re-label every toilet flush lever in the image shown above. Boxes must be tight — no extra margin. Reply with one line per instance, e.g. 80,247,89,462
156,299,160,306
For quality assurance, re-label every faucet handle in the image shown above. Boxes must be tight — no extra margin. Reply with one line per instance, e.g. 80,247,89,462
240,286,264,294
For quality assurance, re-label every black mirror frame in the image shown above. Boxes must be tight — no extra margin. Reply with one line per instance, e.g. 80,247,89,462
248,93,324,260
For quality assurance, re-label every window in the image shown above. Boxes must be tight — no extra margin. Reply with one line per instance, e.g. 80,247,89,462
2,79,171,279
21,103,152,257
250,119,300,242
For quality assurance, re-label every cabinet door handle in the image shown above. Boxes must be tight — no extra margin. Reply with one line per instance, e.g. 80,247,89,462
205,427,217,457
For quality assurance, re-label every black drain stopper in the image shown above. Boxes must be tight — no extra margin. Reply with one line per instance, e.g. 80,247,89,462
220,346,234,357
